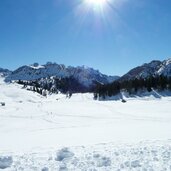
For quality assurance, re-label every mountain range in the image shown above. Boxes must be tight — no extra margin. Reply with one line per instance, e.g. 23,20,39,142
3,62,119,89
1,58,171,92
120,58,171,81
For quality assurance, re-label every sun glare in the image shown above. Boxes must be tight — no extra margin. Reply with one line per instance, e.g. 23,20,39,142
87,0,106,6
85,0,107,9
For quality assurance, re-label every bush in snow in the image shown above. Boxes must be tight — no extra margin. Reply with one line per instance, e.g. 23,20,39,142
0,156,13,169
0,102,5,106
55,148,74,161
121,99,127,103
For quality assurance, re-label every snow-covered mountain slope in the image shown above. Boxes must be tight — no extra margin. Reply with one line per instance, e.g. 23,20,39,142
158,58,171,76
5,63,119,87
120,58,171,81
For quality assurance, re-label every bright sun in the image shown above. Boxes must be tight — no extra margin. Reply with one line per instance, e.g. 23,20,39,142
85,0,107,8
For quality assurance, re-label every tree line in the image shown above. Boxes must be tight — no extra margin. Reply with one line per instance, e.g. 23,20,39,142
94,75,171,99
17,76,88,96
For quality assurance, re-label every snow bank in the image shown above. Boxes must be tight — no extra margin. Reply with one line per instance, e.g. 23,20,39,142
1,141,171,170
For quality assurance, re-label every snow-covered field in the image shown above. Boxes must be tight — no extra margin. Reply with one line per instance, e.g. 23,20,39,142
0,77,171,170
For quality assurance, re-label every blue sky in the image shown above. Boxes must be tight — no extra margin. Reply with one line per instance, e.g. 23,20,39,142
0,0,171,76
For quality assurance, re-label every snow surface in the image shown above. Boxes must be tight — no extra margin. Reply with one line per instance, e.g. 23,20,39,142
0,77,171,170
1,141,171,170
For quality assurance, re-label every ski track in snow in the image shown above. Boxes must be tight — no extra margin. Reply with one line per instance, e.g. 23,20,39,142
0,77,171,170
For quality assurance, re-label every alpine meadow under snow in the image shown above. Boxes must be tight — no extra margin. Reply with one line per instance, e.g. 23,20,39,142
0,73,171,170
